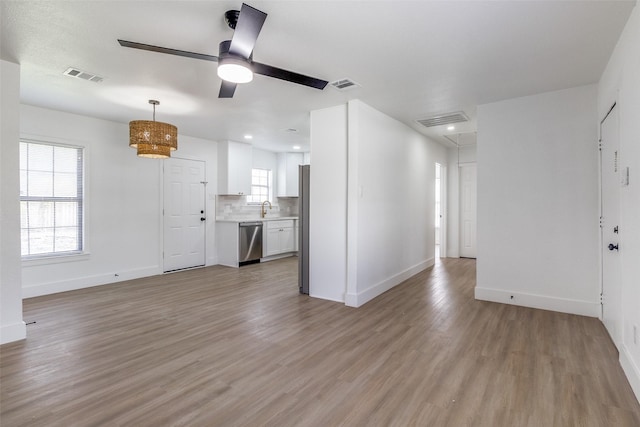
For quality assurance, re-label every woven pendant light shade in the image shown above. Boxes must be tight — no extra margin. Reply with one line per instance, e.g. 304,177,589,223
129,120,178,150
137,142,172,159
129,100,178,158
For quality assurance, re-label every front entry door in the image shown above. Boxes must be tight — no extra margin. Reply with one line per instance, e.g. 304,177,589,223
163,158,206,272
600,104,622,349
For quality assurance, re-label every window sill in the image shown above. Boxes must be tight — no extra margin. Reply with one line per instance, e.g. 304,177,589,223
22,252,91,267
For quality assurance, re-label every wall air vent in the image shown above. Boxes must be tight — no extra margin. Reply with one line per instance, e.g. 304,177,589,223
330,78,360,91
63,67,104,83
416,111,469,128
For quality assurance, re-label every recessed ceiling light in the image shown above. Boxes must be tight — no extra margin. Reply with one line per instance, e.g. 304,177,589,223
293,146,301,150
244,135,253,140
447,125,455,131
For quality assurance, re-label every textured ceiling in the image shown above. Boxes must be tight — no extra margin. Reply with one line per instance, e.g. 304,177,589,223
1,1,635,152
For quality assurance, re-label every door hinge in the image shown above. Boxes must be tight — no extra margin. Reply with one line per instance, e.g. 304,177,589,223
600,293,603,304
599,216,604,229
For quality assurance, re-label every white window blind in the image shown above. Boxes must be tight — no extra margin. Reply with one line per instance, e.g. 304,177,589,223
19,141,84,257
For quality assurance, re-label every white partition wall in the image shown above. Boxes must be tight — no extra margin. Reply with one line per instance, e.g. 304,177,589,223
0,60,26,344
309,105,348,302
309,100,447,307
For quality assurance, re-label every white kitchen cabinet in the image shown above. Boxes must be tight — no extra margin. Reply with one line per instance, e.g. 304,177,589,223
276,152,304,197
218,141,252,195
264,219,295,256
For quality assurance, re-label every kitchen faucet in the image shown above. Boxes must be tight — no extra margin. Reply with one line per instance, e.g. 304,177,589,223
260,200,272,218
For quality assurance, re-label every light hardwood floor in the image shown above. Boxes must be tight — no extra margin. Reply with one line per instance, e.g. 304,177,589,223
1,257,639,426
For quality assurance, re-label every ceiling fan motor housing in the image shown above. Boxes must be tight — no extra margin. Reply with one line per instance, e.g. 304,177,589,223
218,40,253,63
225,10,240,29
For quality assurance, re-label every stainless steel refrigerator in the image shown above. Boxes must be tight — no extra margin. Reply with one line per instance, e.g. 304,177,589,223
298,165,310,294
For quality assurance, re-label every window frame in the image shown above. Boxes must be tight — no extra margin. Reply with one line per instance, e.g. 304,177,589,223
19,138,87,261
246,168,272,204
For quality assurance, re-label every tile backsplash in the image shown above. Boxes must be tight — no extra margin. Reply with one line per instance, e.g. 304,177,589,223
216,195,299,220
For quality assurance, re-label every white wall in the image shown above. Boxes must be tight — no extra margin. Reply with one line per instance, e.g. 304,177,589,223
19,105,218,297
310,100,447,306
476,85,600,317
0,60,26,344
598,3,640,401
309,105,348,302
346,100,447,306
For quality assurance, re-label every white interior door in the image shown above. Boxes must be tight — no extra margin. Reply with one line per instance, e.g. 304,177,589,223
601,105,622,349
163,158,206,272
460,164,477,259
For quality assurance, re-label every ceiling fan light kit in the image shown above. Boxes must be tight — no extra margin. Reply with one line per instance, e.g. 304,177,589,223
129,100,178,159
118,3,328,99
217,56,253,84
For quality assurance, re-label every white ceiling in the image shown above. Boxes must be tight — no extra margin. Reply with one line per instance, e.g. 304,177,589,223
1,1,635,153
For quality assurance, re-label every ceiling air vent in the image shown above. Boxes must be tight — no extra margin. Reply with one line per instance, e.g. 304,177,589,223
416,111,469,128
330,78,360,91
63,67,104,83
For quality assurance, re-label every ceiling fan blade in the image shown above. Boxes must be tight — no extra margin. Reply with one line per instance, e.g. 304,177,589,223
118,39,219,62
219,80,238,98
228,3,267,59
252,62,328,90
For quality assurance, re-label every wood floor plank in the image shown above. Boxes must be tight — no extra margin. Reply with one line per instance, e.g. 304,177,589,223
2,257,639,426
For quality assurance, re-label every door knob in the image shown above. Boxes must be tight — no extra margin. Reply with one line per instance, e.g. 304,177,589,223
608,243,618,251
201,217,206,221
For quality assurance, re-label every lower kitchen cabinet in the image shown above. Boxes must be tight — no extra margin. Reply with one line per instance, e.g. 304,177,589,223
264,220,295,256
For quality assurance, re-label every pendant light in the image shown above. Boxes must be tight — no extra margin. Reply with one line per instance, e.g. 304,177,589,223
129,100,178,159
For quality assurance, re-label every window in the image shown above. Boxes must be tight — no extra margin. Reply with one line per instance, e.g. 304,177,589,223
20,141,84,257
246,168,272,204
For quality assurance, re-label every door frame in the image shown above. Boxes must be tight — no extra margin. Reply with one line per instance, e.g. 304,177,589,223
459,162,477,259
435,162,447,257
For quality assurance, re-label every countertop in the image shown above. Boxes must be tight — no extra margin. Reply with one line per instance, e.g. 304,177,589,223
215,216,299,223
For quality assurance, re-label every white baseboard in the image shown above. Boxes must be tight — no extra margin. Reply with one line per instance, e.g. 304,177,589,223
22,266,161,298
345,258,434,308
0,321,26,344
620,345,640,404
309,292,345,304
474,286,600,317
261,252,296,263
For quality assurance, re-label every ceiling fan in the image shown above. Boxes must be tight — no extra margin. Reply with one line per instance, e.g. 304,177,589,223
118,3,328,98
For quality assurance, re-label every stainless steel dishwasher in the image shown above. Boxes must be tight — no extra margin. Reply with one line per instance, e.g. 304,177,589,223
238,221,263,265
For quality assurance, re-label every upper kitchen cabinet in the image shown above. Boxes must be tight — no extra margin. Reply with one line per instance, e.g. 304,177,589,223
218,141,252,195
277,152,304,197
